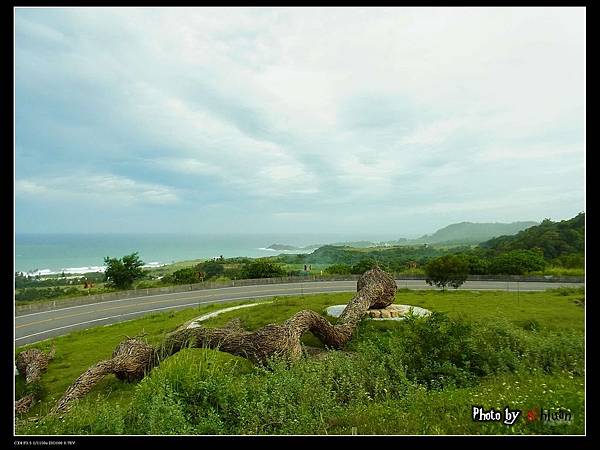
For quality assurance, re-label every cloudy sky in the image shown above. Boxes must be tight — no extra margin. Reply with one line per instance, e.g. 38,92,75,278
15,7,585,237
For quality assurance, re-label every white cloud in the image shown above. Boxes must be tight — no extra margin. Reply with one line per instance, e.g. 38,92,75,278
15,7,585,233
399,118,467,146
153,157,221,176
15,179,49,196
16,173,180,206
477,143,583,162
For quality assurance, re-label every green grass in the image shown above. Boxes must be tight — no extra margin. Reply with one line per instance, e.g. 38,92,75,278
392,287,585,331
15,288,584,435
15,299,269,414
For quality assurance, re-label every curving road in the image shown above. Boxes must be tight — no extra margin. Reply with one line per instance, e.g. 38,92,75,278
15,279,584,346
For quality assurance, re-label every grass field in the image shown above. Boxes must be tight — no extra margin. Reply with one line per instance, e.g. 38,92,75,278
15,287,585,435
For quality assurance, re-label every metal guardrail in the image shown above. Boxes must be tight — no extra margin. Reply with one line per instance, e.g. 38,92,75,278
15,273,584,315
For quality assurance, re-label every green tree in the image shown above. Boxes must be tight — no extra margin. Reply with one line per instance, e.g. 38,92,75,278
488,249,546,275
198,261,225,278
461,254,490,275
552,253,584,269
480,213,584,259
104,252,145,289
425,255,469,290
240,260,286,279
351,259,378,274
168,267,202,284
324,263,353,275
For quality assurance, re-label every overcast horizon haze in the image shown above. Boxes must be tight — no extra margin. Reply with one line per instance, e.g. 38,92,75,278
15,7,585,237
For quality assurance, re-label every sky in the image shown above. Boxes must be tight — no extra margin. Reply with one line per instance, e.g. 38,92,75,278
14,7,585,238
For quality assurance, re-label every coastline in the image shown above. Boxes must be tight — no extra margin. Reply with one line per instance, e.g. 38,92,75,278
14,233,358,276
16,250,313,277
18,262,166,277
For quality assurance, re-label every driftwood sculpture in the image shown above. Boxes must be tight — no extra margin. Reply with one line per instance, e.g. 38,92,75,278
15,394,35,415
15,346,55,414
51,267,396,414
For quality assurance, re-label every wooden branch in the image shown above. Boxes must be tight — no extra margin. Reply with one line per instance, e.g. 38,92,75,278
51,267,396,414
15,346,55,415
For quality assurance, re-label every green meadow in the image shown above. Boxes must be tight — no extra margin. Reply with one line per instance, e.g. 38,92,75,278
15,287,585,435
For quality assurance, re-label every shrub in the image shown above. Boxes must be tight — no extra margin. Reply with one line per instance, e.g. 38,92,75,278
489,250,546,275
197,261,225,279
127,386,194,434
168,267,202,284
324,264,353,275
552,253,584,269
15,286,81,302
461,254,490,275
351,259,379,274
239,261,286,279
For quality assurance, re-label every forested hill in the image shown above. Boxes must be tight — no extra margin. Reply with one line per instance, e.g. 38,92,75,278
479,213,585,260
414,221,538,245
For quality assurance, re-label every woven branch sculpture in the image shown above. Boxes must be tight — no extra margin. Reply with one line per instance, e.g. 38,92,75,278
51,267,396,414
15,346,55,414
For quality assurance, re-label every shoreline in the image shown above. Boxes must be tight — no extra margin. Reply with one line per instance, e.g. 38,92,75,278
17,262,167,277
16,248,319,277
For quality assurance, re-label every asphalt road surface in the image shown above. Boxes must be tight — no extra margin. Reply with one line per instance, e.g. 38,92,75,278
15,279,584,346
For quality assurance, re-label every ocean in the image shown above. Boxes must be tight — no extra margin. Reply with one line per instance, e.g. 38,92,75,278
14,233,398,275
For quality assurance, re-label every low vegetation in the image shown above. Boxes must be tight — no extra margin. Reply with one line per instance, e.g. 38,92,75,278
16,287,584,435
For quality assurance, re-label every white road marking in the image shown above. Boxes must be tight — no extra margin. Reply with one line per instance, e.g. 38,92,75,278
15,282,575,344
15,291,352,342
15,282,358,317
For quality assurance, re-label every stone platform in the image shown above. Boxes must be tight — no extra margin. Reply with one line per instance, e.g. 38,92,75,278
325,304,431,320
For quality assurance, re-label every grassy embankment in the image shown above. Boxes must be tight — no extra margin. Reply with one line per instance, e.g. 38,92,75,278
16,286,584,435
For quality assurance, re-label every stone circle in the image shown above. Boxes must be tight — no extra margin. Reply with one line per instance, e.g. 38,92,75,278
325,304,431,320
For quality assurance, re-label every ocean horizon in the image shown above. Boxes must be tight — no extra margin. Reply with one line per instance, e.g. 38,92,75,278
14,232,403,275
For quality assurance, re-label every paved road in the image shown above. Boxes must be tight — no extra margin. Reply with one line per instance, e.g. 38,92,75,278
15,279,584,346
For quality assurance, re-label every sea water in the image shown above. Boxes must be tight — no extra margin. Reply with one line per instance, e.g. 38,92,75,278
14,232,397,275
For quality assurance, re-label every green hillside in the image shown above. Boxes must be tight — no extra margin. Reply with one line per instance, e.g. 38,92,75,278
414,221,539,245
275,244,465,271
480,213,584,264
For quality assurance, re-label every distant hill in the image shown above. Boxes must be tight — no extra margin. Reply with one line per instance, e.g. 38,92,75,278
480,213,584,260
267,221,539,253
267,240,403,251
280,244,450,266
267,243,321,251
413,221,539,245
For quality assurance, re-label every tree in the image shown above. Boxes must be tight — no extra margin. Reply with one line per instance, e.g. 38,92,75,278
168,267,201,284
425,255,469,290
480,213,584,259
198,260,224,278
351,259,378,274
461,254,490,275
488,249,546,275
240,260,286,279
324,263,353,275
104,252,145,289
552,253,584,269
